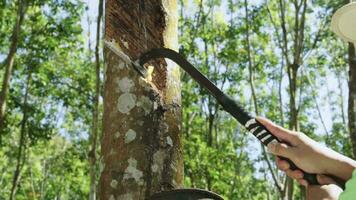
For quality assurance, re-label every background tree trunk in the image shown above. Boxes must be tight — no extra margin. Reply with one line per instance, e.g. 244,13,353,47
9,71,31,200
286,64,298,200
348,43,356,158
0,0,27,140
99,0,183,199
243,0,283,195
88,0,103,199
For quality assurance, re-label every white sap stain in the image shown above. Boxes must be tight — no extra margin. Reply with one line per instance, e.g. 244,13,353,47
166,136,173,147
123,158,143,185
136,96,153,115
125,129,136,144
118,93,136,114
110,179,118,189
145,66,154,82
117,193,133,200
138,76,158,92
123,41,129,49
121,38,129,49
117,77,134,93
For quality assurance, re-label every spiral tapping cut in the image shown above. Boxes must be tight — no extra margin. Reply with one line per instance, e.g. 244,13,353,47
104,40,148,78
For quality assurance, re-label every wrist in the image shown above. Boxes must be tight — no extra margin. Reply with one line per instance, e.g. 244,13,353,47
323,151,356,181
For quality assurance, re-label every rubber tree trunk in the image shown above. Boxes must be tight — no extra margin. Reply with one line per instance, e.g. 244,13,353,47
99,0,183,199
0,0,26,140
348,43,356,158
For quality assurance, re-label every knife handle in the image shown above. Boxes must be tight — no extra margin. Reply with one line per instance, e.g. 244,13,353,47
244,118,319,185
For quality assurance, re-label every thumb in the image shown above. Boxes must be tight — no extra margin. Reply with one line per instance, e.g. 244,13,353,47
267,141,295,158
257,117,298,146
316,174,336,185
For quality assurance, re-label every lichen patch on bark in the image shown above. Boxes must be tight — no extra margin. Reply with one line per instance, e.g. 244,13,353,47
123,158,143,185
124,129,136,144
151,164,159,173
160,122,169,134
117,77,135,93
117,93,136,114
136,96,153,115
114,131,120,139
110,179,118,189
166,136,173,147
117,62,125,70
152,150,165,176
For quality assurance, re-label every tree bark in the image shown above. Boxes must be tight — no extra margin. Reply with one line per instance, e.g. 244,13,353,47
88,0,104,200
0,0,27,141
348,43,356,158
99,1,182,199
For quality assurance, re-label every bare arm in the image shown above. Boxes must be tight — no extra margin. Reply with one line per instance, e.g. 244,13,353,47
257,117,356,185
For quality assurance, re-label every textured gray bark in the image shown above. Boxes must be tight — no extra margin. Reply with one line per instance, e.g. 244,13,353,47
99,1,183,199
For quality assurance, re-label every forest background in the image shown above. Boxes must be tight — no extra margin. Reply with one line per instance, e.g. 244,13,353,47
0,0,354,199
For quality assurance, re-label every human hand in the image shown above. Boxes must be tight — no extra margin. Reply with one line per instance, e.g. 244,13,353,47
257,117,356,185
307,180,343,200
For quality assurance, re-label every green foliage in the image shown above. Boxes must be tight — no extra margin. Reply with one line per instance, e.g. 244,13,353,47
0,0,352,199
179,0,352,199
0,0,93,199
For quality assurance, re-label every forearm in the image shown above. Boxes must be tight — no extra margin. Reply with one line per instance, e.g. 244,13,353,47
258,117,356,184
323,149,356,181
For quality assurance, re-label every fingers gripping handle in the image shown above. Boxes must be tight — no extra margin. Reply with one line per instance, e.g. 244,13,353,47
217,95,318,185
245,119,319,185
282,157,319,185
